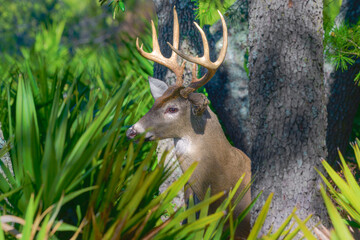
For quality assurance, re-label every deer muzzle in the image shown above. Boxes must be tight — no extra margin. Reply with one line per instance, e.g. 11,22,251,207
126,126,137,139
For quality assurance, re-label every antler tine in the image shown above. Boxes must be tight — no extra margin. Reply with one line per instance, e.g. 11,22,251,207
135,20,168,68
136,6,184,87
170,7,180,61
151,20,161,53
194,22,210,60
167,10,228,97
215,10,228,65
167,21,211,66
170,6,185,87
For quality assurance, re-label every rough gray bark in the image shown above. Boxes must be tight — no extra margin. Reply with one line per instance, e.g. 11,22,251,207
151,0,360,231
152,0,203,210
325,63,360,165
0,123,13,177
325,0,360,166
157,138,184,217
207,0,360,160
248,0,329,231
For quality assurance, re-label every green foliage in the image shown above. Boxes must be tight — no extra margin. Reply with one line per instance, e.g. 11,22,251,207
193,0,343,27
0,16,255,239
248,193,274,239
323,5,360,149
323,0,343,35
192,0,237,26
0,0,60,53
244,49,250,78
351,110,360,142
0,193,77,239
80,141,230,239
324,19,360,85
250,141,360,239
244,147,360,240
246,193,317,240
316,140,360,239
99,0,126,19
3,1,360,239
0,0,144,54
320,185,354,240
0,19,149,236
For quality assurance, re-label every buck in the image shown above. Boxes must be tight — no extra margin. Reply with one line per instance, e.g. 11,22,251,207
126,8,251,238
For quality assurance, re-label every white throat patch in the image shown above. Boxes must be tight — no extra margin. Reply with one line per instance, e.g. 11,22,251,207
174,137,192,156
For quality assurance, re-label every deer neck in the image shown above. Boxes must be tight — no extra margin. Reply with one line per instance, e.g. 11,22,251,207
173,107,231,172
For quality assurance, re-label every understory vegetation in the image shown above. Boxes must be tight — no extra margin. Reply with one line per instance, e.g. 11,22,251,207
0,0,360,239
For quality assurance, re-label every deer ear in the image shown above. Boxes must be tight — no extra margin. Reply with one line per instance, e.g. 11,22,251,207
149,77,169,100
188,93,209,116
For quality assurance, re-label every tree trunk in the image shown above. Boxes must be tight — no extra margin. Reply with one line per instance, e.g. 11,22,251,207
248,0,329,231
325,0,360,166
152,0,360,231
0,123,13,178
205,1,251,154
206,0,360,161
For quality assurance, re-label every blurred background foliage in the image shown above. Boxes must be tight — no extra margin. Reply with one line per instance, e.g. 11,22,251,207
0,0,360,239
0,0,260,238
0,0,155,138
0,0,152,54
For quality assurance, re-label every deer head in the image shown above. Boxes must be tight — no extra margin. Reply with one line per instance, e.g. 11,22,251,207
126,7,228,141
126,11,252,238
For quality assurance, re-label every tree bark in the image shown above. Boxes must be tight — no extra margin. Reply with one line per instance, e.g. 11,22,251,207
0,123,13,178
248,0,329,231
207,0,360,162
152,0,360,231
325,0,360,166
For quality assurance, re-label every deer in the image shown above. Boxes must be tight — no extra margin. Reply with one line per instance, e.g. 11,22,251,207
126,7,251,239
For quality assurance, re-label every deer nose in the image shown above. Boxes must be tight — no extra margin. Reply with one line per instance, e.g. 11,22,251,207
126,126,137,139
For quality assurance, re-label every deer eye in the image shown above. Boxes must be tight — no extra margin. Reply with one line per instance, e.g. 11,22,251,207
165,107,178,114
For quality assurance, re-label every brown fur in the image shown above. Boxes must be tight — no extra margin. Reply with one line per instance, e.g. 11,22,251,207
129,93,251,238
130,6,248,237
175,103,251,238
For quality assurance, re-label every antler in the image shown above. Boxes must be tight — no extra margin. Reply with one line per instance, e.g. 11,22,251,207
136,7,185,87
167,10,228,97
